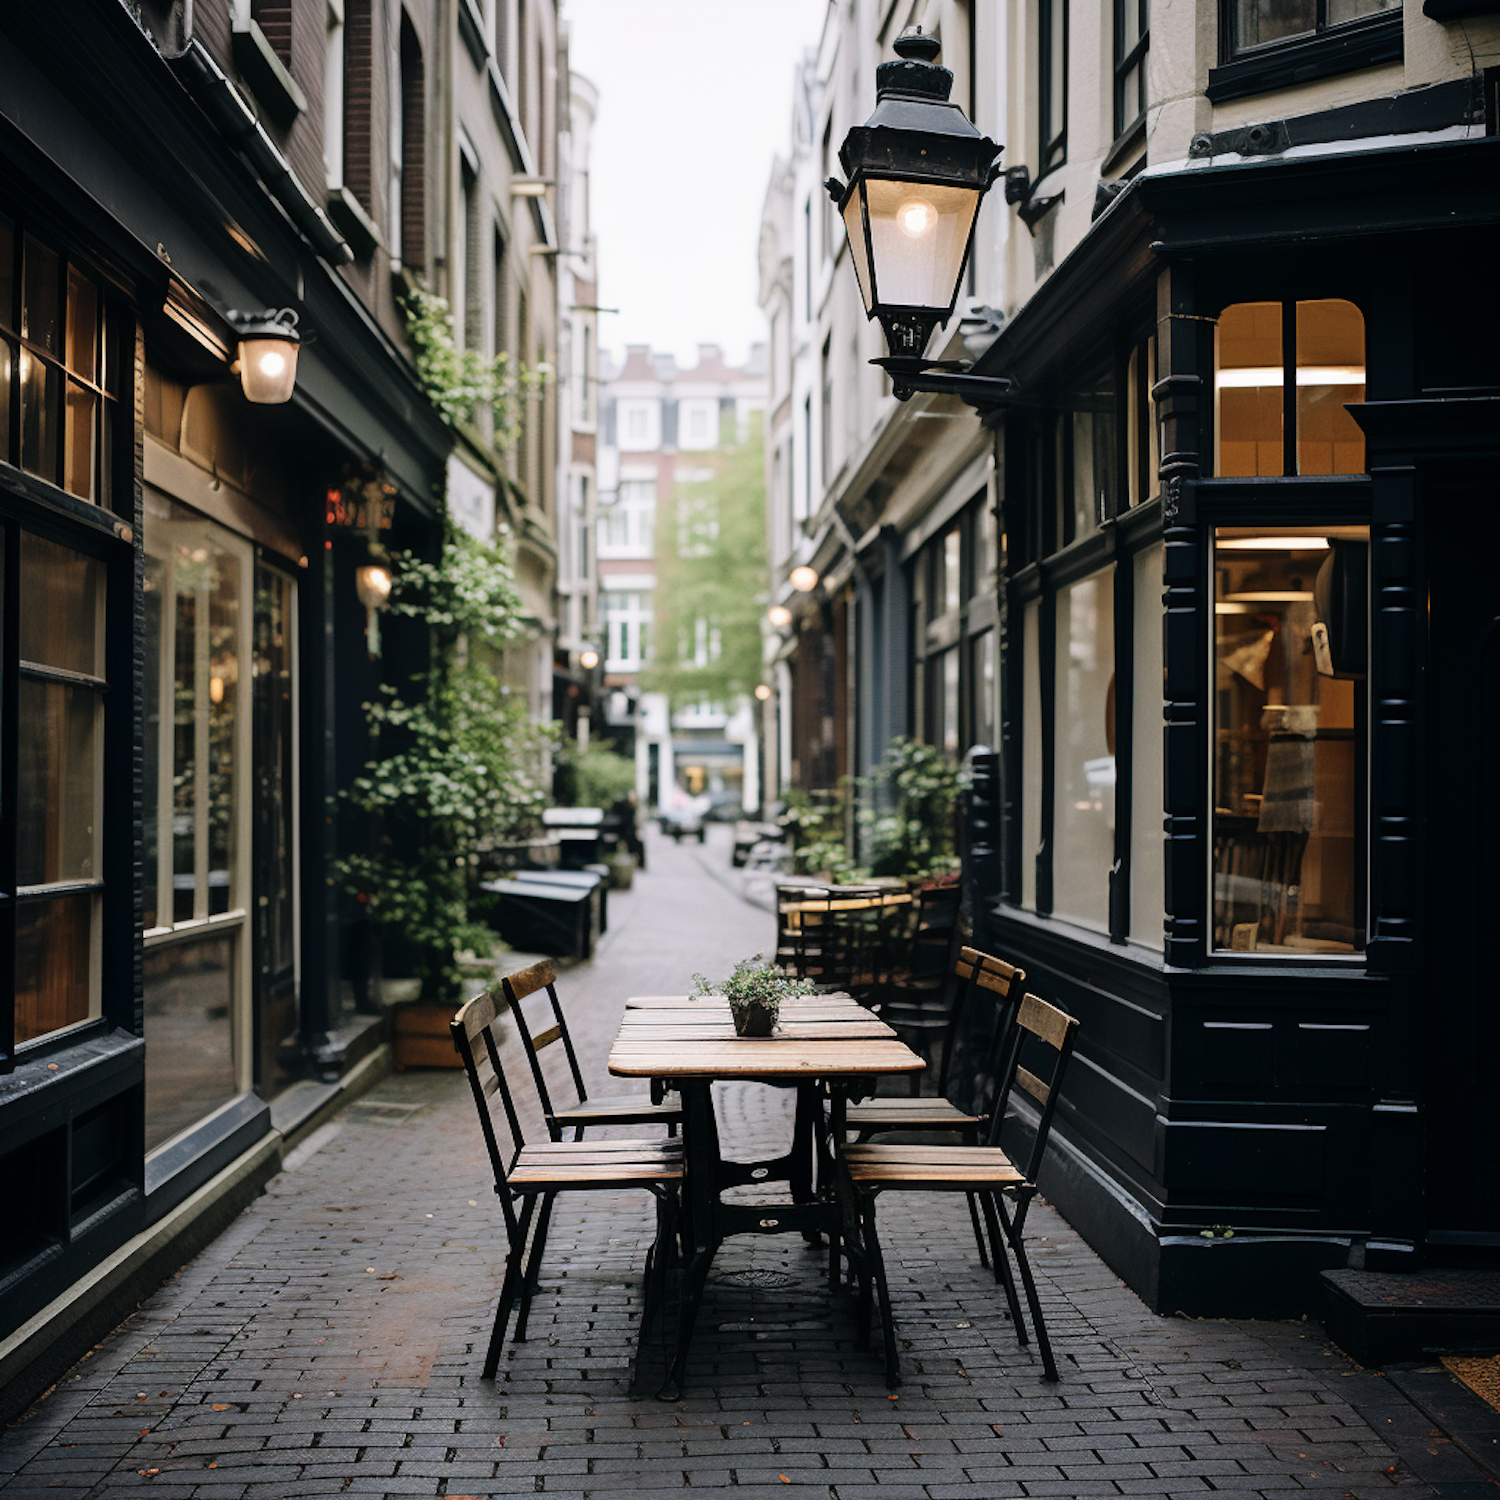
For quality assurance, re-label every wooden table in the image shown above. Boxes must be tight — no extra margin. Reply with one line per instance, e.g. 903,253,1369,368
609,993,925,1397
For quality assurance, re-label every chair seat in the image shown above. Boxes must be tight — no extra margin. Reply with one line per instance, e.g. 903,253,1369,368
509,1137,683,1189
845,1097,985,1130
843,1142,1024,1186
553,1095,681,1126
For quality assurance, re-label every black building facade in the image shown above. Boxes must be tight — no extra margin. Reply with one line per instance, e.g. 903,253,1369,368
970,129,1500,1314
0,0,449,1408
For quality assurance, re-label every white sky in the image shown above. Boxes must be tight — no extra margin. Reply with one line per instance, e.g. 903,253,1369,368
564,0,830,369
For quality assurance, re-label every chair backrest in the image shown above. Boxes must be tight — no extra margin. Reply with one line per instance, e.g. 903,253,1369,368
941,943,1023,1106
501,959,589,1141
989,992,1080,1184
450,990,528,1239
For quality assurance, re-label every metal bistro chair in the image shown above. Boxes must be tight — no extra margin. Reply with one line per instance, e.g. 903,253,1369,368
780,885,884,992
502,959,681,1140
843,992,1080,1388
846,947,1027,1274
451,990,681,1378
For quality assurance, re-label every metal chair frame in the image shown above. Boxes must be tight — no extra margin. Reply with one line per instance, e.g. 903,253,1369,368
451,989,680,1381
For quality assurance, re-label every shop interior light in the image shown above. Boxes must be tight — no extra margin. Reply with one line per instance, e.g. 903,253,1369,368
767,604,793,628
228,307,301,404
1215,366,1364,388
789,566,819,593
1222,590,1317,604
1217,536,1331,551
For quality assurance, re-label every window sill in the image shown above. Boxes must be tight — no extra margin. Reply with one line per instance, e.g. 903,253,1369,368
458,0,489,71
1100,117,1147,177
326,186,381,260
230,18,306,124
1206,12,1403,104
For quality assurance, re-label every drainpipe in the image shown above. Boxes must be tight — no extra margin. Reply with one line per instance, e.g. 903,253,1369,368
177,41,354,266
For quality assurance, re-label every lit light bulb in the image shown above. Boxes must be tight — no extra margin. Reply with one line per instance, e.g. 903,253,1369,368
789,565,819,593
755,684,773,701
898,200,936,237
257,349,288,378
767,605,792,628
579,649,600,670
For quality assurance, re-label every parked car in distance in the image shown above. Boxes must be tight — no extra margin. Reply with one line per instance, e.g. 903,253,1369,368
658,787,708,842
703,791,744,824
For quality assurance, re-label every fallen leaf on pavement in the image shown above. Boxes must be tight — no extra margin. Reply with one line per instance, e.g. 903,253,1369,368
211,1404,232,1412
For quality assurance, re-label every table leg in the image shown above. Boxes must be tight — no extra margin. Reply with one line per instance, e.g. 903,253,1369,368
658,1079,722,1401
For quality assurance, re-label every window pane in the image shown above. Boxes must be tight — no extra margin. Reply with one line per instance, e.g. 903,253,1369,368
1296,299,1366,476
1130,544,1165,948
15,893,99,1045
1053,570,1116,933
972,629,996,750
64,377,96,501
1216,302,1283,477
1328,0,1398,23
143,552,164,929
208,548,241,915
66,268,98,382
1021,600,1042,911
144,935,237,1152
1236,0,1315,48
1212,528,1366,954
18,678,101,887
19,348,59,485
21,236,60,354
174,581,197,922
0,215,13,334
944,529,961,616
20,532,104,676
0,338,12,465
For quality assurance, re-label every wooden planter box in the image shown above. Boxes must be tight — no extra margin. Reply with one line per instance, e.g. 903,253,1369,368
393,1002,464,1069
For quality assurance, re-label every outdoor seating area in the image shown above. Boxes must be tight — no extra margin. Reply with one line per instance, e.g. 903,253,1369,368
451,928,1081,1398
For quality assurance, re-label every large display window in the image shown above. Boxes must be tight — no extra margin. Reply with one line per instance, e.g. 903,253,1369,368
1211,525,1367,954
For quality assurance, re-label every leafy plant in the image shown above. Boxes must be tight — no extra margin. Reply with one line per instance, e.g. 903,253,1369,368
693,954,817,1035
555,742,637,809
860,738,963,880
780,786,860,883
402,284,543,449
336,524,550,998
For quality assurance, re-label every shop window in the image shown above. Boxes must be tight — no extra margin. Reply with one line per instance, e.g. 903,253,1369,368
1052,569,1116,934
972,629,997,750
1130,544,1165,948
1020,600,1043,911
1215,299,1365,478
0,217,116,507
1212,526,1367,955
1050,361,1117,546
143,498,253,1146
911,502,991,755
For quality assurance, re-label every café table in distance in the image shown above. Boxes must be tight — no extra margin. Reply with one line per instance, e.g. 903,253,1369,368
609,993,924,1398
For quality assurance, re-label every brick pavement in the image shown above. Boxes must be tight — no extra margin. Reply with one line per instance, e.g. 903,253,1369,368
2,827,1494,1499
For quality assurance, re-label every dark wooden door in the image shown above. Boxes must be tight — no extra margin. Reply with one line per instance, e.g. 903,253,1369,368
1423,477,1500,1241
252,562,300,1099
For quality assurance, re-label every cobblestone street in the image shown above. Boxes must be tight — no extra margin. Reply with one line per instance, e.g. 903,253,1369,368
2,829,1496,1500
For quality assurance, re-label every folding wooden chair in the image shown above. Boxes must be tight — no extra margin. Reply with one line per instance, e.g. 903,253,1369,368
501,959,681,1140
843,992,1080,1387
451,990,681,1378
845,947,1026,1270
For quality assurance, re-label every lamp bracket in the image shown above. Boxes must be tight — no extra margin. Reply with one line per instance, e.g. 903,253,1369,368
872,356,1015,412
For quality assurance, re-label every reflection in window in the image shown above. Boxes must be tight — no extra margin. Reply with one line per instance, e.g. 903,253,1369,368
1215,299,1365,477
1212,527,1366,954
1130,545,1165,948
15,893,99,1045
1126,334,1159,507
1231,0,1397,55
144,936,237,1151
1053,570,1116,933
972,629,997,750
1021,600,1042,911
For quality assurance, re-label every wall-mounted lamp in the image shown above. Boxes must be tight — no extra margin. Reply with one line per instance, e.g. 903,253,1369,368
754,684,773,702
579,648,601,671
767,604,793,628
355,563,393,611
228,307,301,404
789,566,819,593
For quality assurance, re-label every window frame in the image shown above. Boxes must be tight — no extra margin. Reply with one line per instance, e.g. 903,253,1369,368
1208,0,1402,104
1113,0,1149,145
1038,0,1069,179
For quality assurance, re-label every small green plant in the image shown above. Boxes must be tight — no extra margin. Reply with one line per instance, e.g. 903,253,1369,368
402,284,544,447
860,738,963,880
780,786,860,883
1199,1225,1236,1239
693,954,817,1036
556,742,637,809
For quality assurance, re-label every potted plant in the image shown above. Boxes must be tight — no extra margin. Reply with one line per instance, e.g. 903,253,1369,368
694,955,816,1037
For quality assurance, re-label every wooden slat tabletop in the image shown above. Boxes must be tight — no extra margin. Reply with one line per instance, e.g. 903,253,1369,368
615,1019,897,1041
623,993,860,1009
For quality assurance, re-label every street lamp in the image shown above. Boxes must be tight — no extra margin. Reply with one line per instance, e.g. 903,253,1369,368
579,648,600,671
767,604,793,629
825,28,1011,409
755,684,773,702
789,565,819,593
227,307,301,404
354,563,393,610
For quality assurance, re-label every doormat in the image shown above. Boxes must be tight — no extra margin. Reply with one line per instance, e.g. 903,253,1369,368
1442,1355,1500,1414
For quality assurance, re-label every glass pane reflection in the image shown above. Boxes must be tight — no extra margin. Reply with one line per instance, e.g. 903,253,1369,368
16,893,98,1044
18,678,100,887
144,936,236,1151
